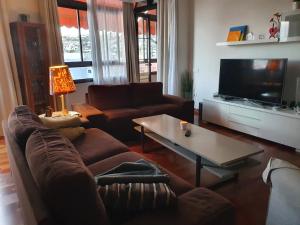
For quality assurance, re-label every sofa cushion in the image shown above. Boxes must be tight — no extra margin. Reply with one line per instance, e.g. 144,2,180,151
58,127,85,141
72,128,128,165
88,84,131,110
25,129,109,225
8,105,47,150
103,108,145,121
130,82,163,106
137,104,179,117
88,152,193,196
122,188,235,225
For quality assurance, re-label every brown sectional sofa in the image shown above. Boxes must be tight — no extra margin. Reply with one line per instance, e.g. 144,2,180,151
73,82,194,140
3,106,235,225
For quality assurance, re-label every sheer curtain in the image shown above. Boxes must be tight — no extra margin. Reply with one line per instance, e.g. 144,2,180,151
88,0,128,84
0,0,22,136
157,0,178,95
38,0,64,65
123,2,139,83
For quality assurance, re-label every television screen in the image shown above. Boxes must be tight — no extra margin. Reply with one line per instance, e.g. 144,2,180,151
218,59,287,105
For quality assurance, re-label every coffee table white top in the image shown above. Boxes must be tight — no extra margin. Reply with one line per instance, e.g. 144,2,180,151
133,114,263,166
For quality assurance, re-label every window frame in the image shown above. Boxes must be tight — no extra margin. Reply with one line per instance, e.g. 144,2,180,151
134,2,157,82
57,0,93,83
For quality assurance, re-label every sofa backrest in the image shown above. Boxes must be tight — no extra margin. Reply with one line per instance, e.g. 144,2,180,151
8,105,47,150
3,121,56,225
25,129,110,225
88,84,131,110
130,82,163,106
87,82,164,110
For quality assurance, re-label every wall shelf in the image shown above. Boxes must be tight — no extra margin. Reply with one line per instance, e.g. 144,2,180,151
216,39,278,46
216,37,300,46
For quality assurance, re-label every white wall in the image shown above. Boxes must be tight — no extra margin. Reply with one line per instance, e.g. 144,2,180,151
7,0,40,22
192,0,300,107
177,0,194,80
66,82,93,109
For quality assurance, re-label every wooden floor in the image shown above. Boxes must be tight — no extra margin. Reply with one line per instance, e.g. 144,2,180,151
129,121,300,225
1,119,300,225
0,138,24,225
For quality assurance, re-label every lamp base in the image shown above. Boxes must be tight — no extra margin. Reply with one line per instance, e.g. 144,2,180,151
60,94,69,116
61,108,69,116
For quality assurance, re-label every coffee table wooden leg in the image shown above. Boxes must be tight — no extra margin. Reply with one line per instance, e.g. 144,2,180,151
196,156,203,187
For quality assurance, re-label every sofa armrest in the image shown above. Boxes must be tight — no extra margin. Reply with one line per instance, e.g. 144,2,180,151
162,95,194,123
270,168,300,193
266,168,300,225
72,103,106,128
72,103,104,119
123,188,234,225
177,188,235,225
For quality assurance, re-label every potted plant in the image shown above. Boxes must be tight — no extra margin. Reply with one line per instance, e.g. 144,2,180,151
181,71,193,100
293,0,300,10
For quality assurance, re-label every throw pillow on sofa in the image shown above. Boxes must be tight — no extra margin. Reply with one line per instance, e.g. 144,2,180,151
39,116,81,129
58,127,85,141
8,105,47,150
25,129,109,225
96,160,177,216
98,182,177,213
39,116,85,141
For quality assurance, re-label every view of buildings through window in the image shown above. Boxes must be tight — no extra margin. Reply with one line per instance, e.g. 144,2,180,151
57,0,93,81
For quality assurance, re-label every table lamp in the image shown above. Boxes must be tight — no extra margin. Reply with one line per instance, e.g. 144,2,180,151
49,65,76,115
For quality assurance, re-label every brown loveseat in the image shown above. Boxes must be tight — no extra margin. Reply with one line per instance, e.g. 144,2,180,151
73,82,194,140
3,106,234,225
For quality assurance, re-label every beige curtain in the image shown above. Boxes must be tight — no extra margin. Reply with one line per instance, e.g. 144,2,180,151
39,0,65,110
123,2,139,83
38,0,64,66
0,0,22,136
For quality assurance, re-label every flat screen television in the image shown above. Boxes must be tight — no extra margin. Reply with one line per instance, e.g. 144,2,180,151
218,59,288,105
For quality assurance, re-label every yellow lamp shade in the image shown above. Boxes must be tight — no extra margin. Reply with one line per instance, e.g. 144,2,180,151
49,65,76,96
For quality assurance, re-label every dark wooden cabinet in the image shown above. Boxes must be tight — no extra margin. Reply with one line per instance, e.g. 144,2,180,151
10,22,51,114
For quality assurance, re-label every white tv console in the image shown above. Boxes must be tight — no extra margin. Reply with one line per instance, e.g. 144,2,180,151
202,98,300,151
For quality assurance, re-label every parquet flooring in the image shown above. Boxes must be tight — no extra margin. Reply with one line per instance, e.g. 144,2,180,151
0,139,9,173
0,137,24,225
129,120,300,225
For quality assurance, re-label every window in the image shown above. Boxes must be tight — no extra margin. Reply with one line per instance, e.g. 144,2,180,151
135,3,157,83
57,0,93,83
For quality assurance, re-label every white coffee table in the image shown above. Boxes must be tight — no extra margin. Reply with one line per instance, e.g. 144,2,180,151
133,114,264,187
